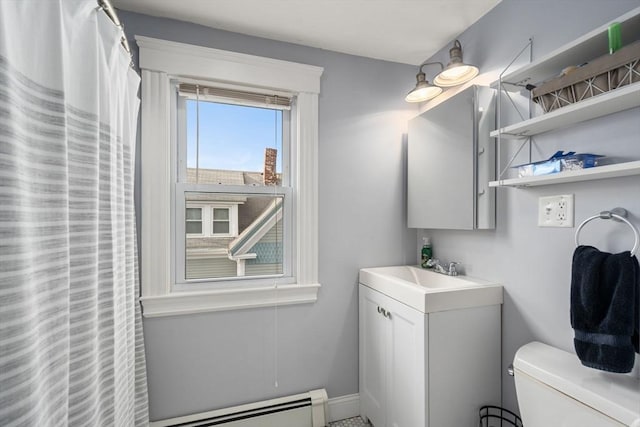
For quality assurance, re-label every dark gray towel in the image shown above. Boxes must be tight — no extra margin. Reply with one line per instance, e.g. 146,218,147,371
570,245,639,373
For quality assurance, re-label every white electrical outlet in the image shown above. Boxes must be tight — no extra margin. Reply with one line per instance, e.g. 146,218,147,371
538,194,574,227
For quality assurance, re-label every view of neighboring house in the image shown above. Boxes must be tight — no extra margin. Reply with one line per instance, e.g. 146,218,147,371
185,148,283,280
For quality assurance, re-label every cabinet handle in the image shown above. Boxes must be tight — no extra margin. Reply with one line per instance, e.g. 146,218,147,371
377,306,392,319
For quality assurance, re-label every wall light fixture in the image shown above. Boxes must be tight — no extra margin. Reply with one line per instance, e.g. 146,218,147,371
406,40,479,103
405,62,444,103
433,40,479,87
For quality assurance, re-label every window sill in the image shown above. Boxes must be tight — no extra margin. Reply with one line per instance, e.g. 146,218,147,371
140,283,321,317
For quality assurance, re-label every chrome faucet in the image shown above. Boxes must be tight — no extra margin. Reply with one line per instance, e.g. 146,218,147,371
426,259,460,276
427,258,447,274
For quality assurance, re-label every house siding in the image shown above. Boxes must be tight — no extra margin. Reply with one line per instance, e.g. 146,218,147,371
186,220,284,279
245,220,283,276
186,257,237,279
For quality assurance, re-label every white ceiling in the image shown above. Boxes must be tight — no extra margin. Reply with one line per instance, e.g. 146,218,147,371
112,0,501,65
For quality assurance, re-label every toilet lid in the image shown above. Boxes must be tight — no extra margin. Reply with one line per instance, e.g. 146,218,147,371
514,342,640,426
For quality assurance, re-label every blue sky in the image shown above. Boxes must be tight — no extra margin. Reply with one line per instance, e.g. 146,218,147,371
186,100,283,173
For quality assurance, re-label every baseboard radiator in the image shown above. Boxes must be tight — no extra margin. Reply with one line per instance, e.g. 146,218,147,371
150,389,329,427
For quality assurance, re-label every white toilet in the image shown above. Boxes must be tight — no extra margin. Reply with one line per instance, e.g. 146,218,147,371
513,341,640,427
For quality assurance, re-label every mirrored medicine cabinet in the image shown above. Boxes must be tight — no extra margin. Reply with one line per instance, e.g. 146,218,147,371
407,85,496,230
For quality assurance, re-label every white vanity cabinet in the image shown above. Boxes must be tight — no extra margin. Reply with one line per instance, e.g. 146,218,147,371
359,279,501,427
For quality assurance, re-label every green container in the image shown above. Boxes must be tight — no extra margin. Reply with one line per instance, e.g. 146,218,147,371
608,22,622,54
421,237,432,268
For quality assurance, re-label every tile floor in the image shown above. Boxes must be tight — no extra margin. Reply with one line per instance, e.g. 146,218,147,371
329,416,371,427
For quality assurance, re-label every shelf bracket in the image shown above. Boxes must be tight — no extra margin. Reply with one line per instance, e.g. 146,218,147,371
496,38,533,180
499,138,531,179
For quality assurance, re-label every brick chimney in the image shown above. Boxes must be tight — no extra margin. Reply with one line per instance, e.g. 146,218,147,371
263,148,278,185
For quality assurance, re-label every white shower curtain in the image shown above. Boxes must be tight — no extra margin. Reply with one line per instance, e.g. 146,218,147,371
0,1,149,425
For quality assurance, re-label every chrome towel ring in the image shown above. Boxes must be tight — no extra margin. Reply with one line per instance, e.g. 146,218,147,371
574,208,639,257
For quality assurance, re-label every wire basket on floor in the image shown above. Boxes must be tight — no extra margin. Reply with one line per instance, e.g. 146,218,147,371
479,405,523,427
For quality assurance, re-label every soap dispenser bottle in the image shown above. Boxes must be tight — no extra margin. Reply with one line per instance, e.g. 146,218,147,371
421,237,433,268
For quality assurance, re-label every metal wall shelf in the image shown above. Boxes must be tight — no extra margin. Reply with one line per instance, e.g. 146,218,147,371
493,7,640,90
489,160,640,188
490,82,640,139
491,6,640,188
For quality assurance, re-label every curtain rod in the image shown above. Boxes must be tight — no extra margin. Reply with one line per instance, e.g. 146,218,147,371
97,0,134,66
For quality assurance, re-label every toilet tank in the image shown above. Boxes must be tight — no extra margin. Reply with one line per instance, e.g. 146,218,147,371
513,342,640,427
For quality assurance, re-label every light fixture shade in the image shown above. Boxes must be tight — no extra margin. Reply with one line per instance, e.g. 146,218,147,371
433,40,479,87
405,71,443,103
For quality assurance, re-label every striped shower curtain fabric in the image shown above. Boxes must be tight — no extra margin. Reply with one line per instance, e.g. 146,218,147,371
0,1,149,425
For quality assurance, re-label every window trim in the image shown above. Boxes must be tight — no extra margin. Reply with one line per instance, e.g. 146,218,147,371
136,36,323,317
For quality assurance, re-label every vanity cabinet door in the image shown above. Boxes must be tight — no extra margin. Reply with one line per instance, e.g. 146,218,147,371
407,85,495,230
359,285,388,427
385,291,427,427
359,285,426,427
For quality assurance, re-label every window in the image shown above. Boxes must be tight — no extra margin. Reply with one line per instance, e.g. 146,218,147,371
184,203,238,238
185,207,203,235
212,208,229,235
137,36,323,317
175,92,290,285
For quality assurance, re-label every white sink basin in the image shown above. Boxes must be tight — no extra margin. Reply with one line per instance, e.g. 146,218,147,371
359,265,502,313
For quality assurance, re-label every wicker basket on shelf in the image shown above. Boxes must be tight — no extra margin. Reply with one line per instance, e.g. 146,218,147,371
532,40,640,112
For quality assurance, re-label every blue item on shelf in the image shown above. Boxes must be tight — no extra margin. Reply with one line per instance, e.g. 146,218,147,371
513,151,604,177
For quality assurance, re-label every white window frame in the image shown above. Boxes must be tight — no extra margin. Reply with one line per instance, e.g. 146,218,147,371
137,36,323,317
211,207,231,236
184,203,239,238
207,205,232,237
175,96,292,287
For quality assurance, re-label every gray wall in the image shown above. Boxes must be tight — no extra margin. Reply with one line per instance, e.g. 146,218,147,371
417,0,640,413
119,11,417,421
